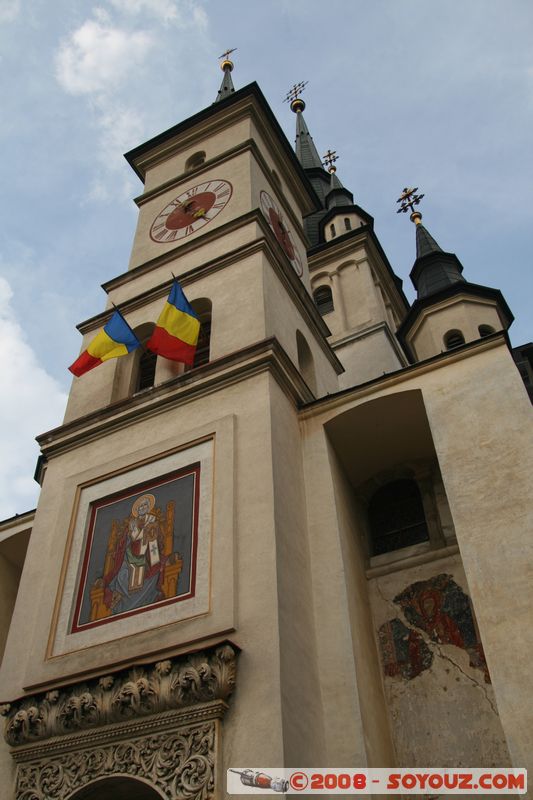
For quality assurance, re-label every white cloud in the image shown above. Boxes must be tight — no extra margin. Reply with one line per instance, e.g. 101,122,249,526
0,0,20,23
108,0,208,28
55,16,153,96
0,277,67,520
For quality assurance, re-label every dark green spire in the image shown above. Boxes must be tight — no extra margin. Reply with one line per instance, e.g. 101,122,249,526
410,214,465,299
325,167,354,209
291,97,324,170
215,50,236,103
415,222,443,258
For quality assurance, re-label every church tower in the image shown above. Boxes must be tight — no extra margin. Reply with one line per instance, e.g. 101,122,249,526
0,59,532,800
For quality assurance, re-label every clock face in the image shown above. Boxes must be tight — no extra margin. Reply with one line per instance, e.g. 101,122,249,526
150,179,233,243
260,190,303,276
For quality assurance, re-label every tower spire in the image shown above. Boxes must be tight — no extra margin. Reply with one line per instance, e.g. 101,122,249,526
285,82,323,170
396,187,465,298
215,48,236,103
323,150,354,208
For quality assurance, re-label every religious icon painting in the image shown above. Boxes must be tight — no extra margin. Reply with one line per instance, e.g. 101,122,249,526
70,464,200,633
48,437,217,659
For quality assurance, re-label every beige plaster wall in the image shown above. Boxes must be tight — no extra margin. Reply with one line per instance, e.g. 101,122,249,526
0,554,20,664
302,339,533,773
323,212,368,243
334,326,404,389
268,376,326,765
369,553,511,767
0,373,293,772
262,256,339,398
65,253,268,422
129,151,252,271
327,443,397,766
250,157,310,291
409,298,503,361
142,118,253,196
299,416,394,766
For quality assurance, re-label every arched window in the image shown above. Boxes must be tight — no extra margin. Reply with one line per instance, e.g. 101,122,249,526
478,324,495,338
190,298,212,369
296,330,317,395
185,150,206,172
368,479,429,556
132,322,156,393
330,223,336,238
444,329,465,350
344,217,352,231
313,285,334,316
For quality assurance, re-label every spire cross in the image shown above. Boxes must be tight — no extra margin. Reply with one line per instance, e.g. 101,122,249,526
284,80,308,104
396,186,425,222
218,47,237,62
323,149,339,173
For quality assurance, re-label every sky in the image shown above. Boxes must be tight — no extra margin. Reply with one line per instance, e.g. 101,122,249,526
0,0,532,520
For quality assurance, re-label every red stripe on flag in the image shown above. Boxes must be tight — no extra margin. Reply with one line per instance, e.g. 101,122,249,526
69,350,103,377
147,325,197,365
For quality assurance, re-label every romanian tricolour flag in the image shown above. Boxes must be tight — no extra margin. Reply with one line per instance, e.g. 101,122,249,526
69,310,140,377
147,280,200,365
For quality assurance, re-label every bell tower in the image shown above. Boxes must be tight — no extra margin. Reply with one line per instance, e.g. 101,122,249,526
0,60,344,795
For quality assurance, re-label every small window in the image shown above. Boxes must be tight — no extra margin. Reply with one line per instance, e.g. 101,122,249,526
444,329,465,350
478,324,495,338
136,349,157,391
131,322,157,393
330,223,336,238
368,479,429,556
185,151,206,172
344,217,352,231
193,319,211,367
313,285,334,316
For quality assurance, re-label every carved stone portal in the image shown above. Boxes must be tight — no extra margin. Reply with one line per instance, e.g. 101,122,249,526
1,643,237,800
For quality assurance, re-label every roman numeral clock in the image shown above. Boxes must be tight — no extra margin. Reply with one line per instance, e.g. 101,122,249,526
150,179,233,243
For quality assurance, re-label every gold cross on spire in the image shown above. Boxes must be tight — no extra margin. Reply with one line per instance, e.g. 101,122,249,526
218,47,237,61
396,186,425,224
323,149,339,173
284,80,308,113
284,80,308,104
218,47,237,71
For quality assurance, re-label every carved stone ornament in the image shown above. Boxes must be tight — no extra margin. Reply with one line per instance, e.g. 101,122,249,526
1,643,238,800
14,715,220,800
1,642,237,747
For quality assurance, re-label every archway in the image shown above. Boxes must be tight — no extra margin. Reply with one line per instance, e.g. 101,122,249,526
68,775,164,800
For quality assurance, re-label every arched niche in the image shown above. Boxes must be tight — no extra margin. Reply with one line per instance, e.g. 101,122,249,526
68,775,164,800
325,389,454,560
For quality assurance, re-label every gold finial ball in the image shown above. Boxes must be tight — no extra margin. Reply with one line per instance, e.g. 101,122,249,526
328,165,337,174
220,59,234,72
410,210,423,225
290,97,306,113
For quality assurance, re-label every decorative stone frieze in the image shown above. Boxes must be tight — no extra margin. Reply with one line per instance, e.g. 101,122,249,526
1,642,237,747
14,715,220,800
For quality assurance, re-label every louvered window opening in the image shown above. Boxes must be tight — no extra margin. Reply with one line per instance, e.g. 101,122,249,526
314,286,334,316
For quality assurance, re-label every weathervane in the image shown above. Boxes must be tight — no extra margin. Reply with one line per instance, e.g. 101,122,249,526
284,81,308,112
218,47,237,70
396,186,425,224
323,149,339,173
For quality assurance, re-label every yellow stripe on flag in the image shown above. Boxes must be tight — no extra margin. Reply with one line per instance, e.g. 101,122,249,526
157,303,200,346
87,329,129,362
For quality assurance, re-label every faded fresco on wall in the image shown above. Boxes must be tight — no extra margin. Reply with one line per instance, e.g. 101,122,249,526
71,464,200,632
378,618,433,680
378,573,490,683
